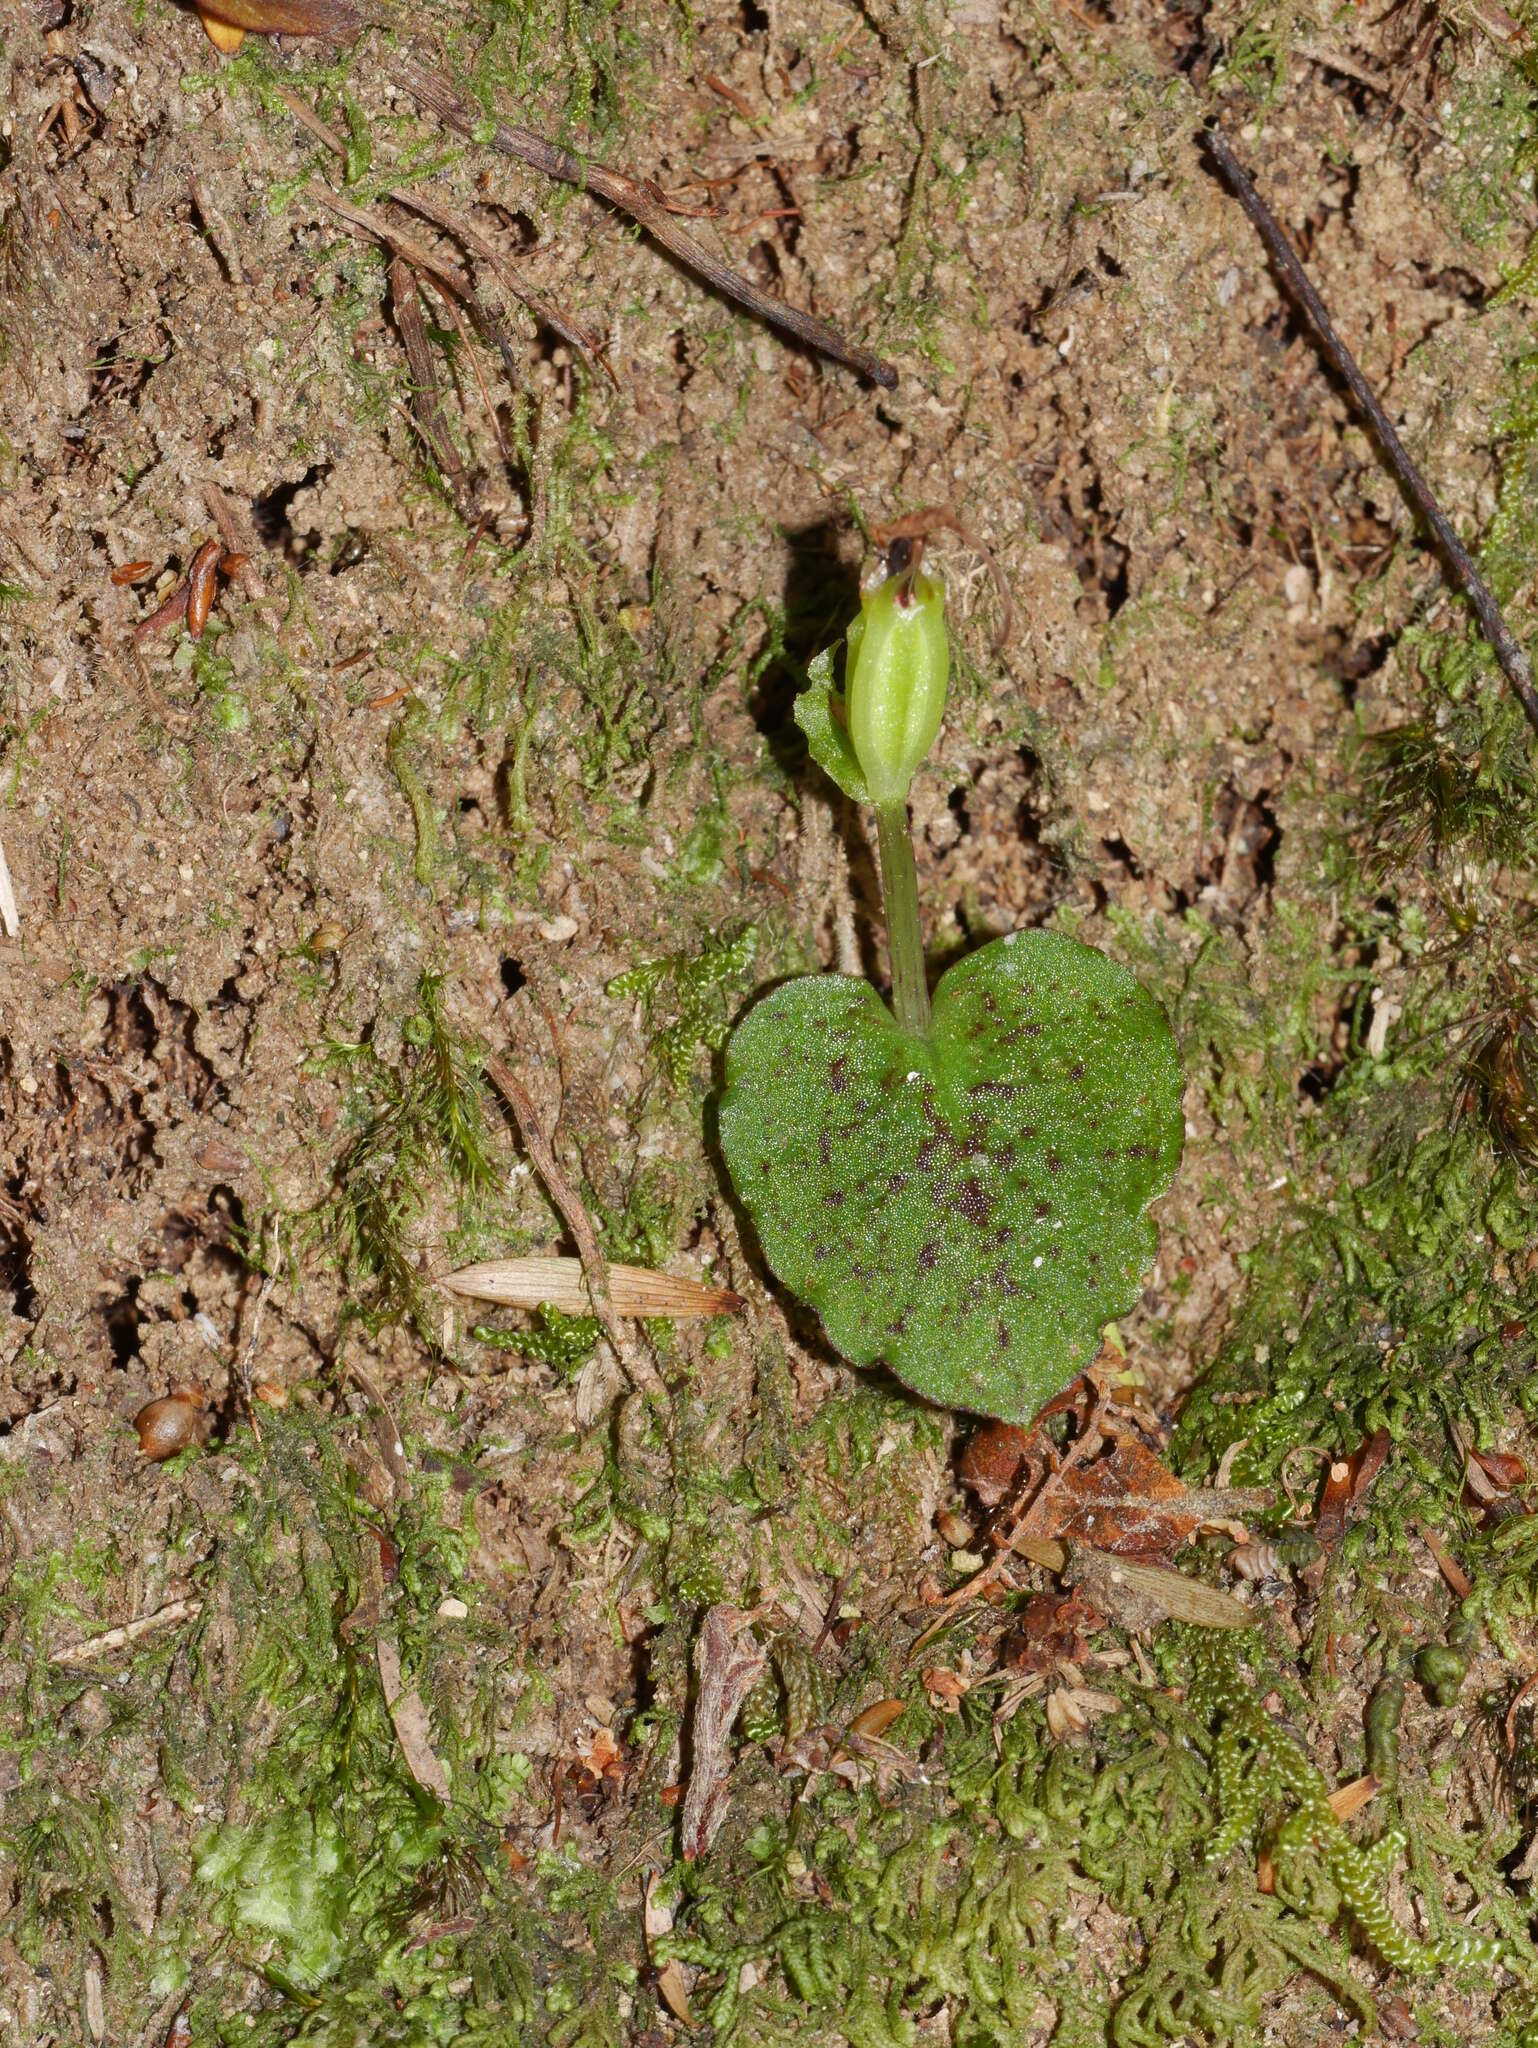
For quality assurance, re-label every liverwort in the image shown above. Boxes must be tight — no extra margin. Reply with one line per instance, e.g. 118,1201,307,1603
718,563,1186,1424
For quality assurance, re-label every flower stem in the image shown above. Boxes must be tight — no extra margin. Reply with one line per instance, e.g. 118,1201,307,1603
874,797,930,1038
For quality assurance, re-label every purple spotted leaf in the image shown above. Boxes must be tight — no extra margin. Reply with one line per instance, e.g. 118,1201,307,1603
718,930,1183,1423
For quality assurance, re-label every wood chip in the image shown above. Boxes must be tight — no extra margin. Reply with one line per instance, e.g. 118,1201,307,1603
644,1873,694,2026
1327,1772,1380,1822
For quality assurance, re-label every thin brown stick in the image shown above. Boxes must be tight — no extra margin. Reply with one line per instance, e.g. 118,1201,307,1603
389,254,473,511
310,182,478,307
430,283,510,462
275,85,602,376
1293,41,1455,148
389,56,898,390
1203,124,1538,737
484,1055,668,1401
49,1596,202,1665
391,181,606,377
202,483,277,633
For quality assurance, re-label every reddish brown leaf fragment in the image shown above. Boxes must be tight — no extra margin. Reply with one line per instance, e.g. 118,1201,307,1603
1350,1427,1393,1502
1312,1457,1355,1556
1472,1446,1527,1494
1423,1525,1474,1600
847,1697,905,1740
958,1419,1035,1508
1003,1589,1102,1675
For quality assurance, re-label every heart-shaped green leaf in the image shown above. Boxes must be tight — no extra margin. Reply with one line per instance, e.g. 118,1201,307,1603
719,930,1183,1423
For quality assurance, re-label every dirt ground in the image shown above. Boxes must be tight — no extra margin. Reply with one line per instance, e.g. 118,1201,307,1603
5,0,1538,2041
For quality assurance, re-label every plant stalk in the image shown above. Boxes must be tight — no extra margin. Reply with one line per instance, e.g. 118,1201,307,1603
874,797,930,1038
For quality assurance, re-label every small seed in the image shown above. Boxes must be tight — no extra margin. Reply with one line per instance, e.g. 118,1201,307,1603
110,559,155,586
847,1697,905,1740
308,921,347,957
133,1394,205,1461
198,11,246,48
252,1380,287,1409
185,539,223,639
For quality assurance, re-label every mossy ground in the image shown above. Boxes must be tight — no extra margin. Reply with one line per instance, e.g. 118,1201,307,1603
5,0,1538,2041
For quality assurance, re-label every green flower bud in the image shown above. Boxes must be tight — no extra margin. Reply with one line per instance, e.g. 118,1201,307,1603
845,568,949,804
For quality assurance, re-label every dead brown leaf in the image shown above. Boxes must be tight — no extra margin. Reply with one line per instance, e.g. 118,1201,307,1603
922,1665,969,1712
643,1873,694,2027
1002,1589,1103,1675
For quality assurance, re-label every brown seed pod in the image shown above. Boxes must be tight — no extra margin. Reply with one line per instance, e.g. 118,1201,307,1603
185,539,223,639
133,1393,206,1461
110,559,156,586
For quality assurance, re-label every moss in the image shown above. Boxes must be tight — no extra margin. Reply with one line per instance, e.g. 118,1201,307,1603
606,923,759,1090
308,971,506,1339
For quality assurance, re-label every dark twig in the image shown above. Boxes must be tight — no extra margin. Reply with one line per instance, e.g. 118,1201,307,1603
1202,124,1538,737
390,56,898,390
274,85,604,377
388,254,473,514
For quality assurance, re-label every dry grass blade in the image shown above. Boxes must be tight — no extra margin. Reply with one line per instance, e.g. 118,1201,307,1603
49,1596,203,1664
389,56,898,389
440,1255,743,1318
